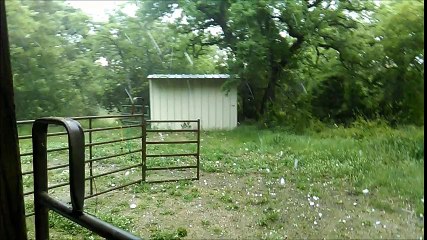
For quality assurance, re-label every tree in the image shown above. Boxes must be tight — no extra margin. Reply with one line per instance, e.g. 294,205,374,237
374,0,424,125
138,0,377,120
7,0,107,119
87,5,220,110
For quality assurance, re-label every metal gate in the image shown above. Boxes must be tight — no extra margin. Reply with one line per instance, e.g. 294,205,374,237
144,119,200,183
17,115,201,218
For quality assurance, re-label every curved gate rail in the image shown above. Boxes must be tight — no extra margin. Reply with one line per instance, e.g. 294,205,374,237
17,114,201,219
32,117,141,240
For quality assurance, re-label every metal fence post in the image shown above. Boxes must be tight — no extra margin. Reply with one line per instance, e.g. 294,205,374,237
33,118,86,240
141,115,146,182
89,118,93,196
32,122,49,240
196,119,201,180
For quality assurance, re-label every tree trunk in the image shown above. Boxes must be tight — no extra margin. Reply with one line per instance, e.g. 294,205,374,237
259,64,280,115
0,1,28,239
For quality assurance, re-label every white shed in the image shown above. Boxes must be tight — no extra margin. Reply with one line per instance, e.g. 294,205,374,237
147,74,238,130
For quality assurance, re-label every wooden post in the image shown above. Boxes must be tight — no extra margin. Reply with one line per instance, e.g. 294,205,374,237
0,1,28,239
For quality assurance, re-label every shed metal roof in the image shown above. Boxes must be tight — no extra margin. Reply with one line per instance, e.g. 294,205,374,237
147,74,231,79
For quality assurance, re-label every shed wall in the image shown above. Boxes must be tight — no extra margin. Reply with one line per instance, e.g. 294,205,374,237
149,79,237,130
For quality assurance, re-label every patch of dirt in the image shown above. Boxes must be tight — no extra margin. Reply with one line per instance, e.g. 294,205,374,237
80,172,424,239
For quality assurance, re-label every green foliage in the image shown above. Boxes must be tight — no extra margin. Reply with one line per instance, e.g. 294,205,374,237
257,207,280,228
199,123,424,214
7,0,424,127
7,0,107,119
374,0,424,125
6,0,219,120
149,227,187,240
21,124,424,238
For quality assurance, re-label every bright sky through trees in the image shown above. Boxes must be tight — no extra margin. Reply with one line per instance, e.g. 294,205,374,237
66,1,136,22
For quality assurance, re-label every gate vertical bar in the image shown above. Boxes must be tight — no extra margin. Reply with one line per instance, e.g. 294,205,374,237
196,119,200,180
141,115,146,182
89,118,93,196
33,123,49,240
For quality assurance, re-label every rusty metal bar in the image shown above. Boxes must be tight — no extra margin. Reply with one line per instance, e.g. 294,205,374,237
40,192,140,240
146,120,198,123
145,129,198,133
22,146,142,175
72,114,143,120
141,115,146,182
121,104,144,107
24,180,73,196
146,166,197,171
25,176,142,217
24,166,143,196
86,135,142,147
145,178,198,184
146,153,197,158
85,124,141,133
85,163,142,181
16,120,35,124
146,140,198,145
85,148,142,163
89,119,93,196
22,162,69,176
22,170,33,176
24,190,35,196
85,179,142,199
20,145,69,157
20,122,141,140
196,119,201,180
20,131,68,140
47,181,70,190
17,114,145,125
25,212,35,218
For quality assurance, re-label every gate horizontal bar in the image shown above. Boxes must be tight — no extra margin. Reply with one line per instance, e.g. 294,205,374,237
20,131,68,140
20,145,70,157
85,148,142,163
40,192,141,240
86,136,142,147
146,153,197,158
84,124,142,133
85,163,142,180
22,162,69,176
145,177,198,184
146,166,197,171
85,179,142,199
17,114,145,125
146,140,198,145
146,120,198,123
146,129,198,133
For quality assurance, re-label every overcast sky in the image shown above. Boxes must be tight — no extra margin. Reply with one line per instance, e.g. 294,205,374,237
66,1,136,22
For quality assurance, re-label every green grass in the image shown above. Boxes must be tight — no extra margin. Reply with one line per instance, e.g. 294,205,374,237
20,121,424,239
201,123,424,214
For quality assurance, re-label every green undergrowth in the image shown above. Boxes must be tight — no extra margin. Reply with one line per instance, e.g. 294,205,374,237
21,121,424,239
201,123,424,214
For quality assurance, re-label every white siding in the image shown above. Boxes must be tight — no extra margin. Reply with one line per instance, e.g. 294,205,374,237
149,78,237,130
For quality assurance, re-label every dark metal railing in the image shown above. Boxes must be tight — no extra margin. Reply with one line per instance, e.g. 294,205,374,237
18,114,200,219
145,119,201,180
19,114,146,207
32,117,141,240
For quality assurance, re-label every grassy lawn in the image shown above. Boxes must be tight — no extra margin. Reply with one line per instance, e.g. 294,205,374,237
21,122,424,239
